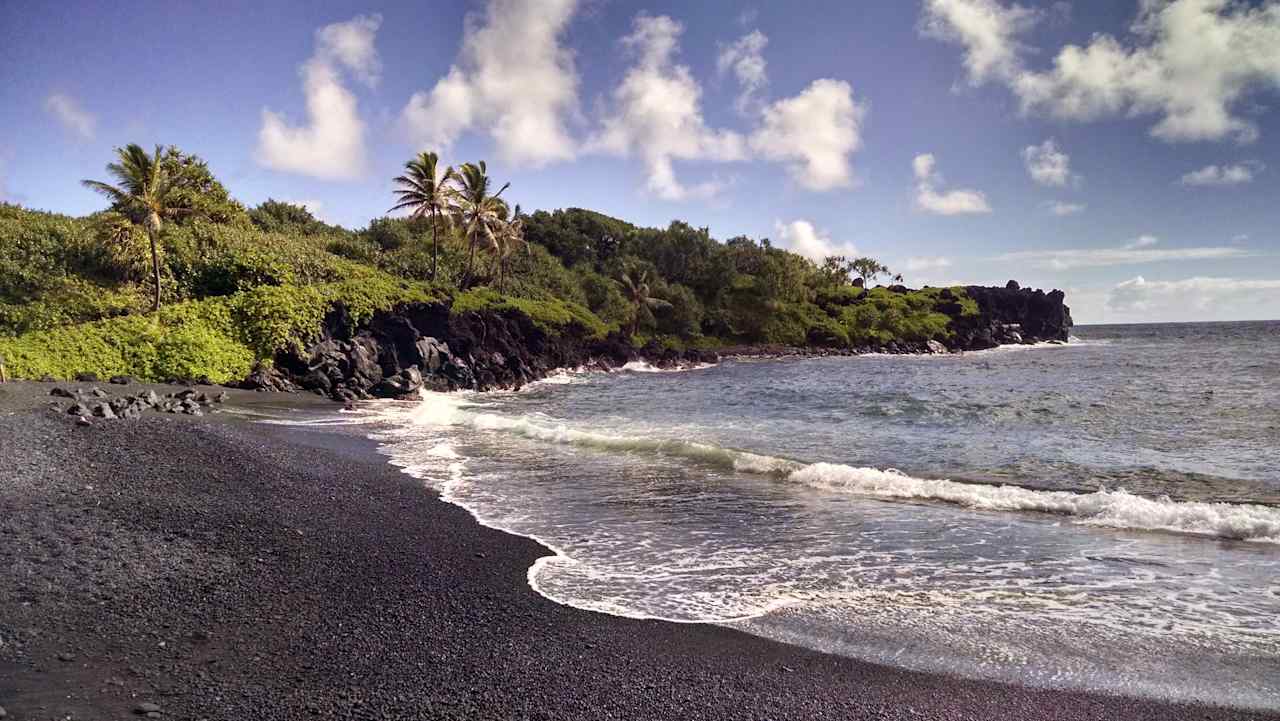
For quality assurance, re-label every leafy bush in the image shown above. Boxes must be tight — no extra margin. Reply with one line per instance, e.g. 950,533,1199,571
652,282,703,339
838,287,953,345
452,287,607,339
574,266,629,331
0,278,144,335
0,298,253,383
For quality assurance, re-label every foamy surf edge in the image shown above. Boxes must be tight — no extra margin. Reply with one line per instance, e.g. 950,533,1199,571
381,392,1280,544
371,433,789,625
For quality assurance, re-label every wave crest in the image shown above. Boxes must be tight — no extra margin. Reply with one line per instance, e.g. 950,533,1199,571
391,393,1280,543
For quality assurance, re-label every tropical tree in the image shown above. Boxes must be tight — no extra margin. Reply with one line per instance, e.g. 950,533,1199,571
849,257,891,287
390,151,456,281
619,266,671,337
487,204,527,293
82,144,192,312
452,161,509,287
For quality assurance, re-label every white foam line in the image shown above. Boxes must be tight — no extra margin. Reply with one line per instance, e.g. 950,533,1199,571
372,435,789,624
620,360,716,373
384,392,1280,544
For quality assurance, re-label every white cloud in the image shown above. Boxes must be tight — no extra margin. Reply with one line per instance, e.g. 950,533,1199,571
997,240,1247,270
1022,138,1075,186
920,0,1038,85
401,0,579,167
1108,275,1280,317
905,256,953,272
1124,234,1160,249
1180,161,1263,186
590,14,745,200
718,30,769,114
280,198,327,222
924,0,1280,143
774,219,857,263
749,79,864,192
257,14,381,180
913,153,992,215
45,93,96,140
1047,201,1085,216
1232,233,1250,243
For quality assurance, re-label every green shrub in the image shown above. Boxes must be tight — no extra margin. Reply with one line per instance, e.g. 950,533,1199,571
652,282,703,339
574,266,629,331
452,287,607,339
0,299,253,383
838,287,954,345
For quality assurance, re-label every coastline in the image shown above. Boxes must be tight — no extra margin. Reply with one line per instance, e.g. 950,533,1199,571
1,384,1273,719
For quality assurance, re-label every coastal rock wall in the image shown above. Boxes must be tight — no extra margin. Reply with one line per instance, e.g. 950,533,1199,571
251,301,716,401
243,282,1072,400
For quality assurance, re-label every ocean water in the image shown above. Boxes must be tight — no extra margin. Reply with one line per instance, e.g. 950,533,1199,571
347,321,1280,709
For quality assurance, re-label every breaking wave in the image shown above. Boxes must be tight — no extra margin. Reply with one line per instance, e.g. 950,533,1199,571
387,393,1280,544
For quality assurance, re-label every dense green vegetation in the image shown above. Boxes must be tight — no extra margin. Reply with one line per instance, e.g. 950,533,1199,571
0,144,978,382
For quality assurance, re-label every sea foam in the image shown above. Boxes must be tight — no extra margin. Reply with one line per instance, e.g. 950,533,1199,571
392,393,1280,544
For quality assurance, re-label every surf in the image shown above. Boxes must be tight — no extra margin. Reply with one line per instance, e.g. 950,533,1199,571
382,392,1280,544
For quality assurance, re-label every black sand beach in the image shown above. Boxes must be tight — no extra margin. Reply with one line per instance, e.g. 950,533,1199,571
1,381,1273,720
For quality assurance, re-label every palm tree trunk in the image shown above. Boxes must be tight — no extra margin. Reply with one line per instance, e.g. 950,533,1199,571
465,235,477,288
430,209,439,282
148,227,161,313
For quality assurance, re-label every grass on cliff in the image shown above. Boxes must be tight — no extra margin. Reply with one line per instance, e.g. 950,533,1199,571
0,276,612,382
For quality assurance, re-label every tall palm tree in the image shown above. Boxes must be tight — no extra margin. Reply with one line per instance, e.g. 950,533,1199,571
619,267,671,337
487,204,527,293
452,161,509,288
82,144,190,312
389,151,456,281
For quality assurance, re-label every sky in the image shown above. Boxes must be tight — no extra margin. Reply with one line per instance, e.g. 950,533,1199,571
2,0,1278,324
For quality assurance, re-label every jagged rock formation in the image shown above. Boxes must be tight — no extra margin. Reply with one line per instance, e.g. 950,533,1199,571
242,302,716,402
953,285,1074,350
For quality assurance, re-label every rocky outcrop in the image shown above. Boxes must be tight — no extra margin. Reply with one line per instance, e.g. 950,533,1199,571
948,284,1073,351
250,301,717,402
238,282,1070,401
53,385,227,423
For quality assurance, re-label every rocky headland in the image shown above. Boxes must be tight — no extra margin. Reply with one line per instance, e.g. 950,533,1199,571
236,282,1072,403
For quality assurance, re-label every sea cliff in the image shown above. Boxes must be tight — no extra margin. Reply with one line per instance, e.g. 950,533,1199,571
241,282,1073,401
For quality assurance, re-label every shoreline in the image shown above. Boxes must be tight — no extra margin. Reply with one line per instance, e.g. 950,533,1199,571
1,385,1274,719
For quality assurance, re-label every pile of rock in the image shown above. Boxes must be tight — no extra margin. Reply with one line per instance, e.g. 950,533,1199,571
51,385,227,424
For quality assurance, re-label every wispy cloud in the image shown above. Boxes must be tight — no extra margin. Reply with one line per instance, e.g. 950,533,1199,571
45,93,96,140
402,0,580,167
997,241,1247,270
1108,276,1280,314
1046,201,1085,216
1022,138,1076,186
257,14,381,180
717,30,768,114
1123,234,1159,250
774,219,857,262
913,153,991,215
904,256,953,272
589,14,745,200
1180,162,1263,186
922,0,1280,143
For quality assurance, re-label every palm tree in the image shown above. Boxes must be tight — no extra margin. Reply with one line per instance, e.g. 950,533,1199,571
619,267,671,337
389,151,456,281
487,204,527,293
82,144,190,312
452,161,509,288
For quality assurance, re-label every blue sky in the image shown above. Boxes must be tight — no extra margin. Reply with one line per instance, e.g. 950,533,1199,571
2,0,1278,323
